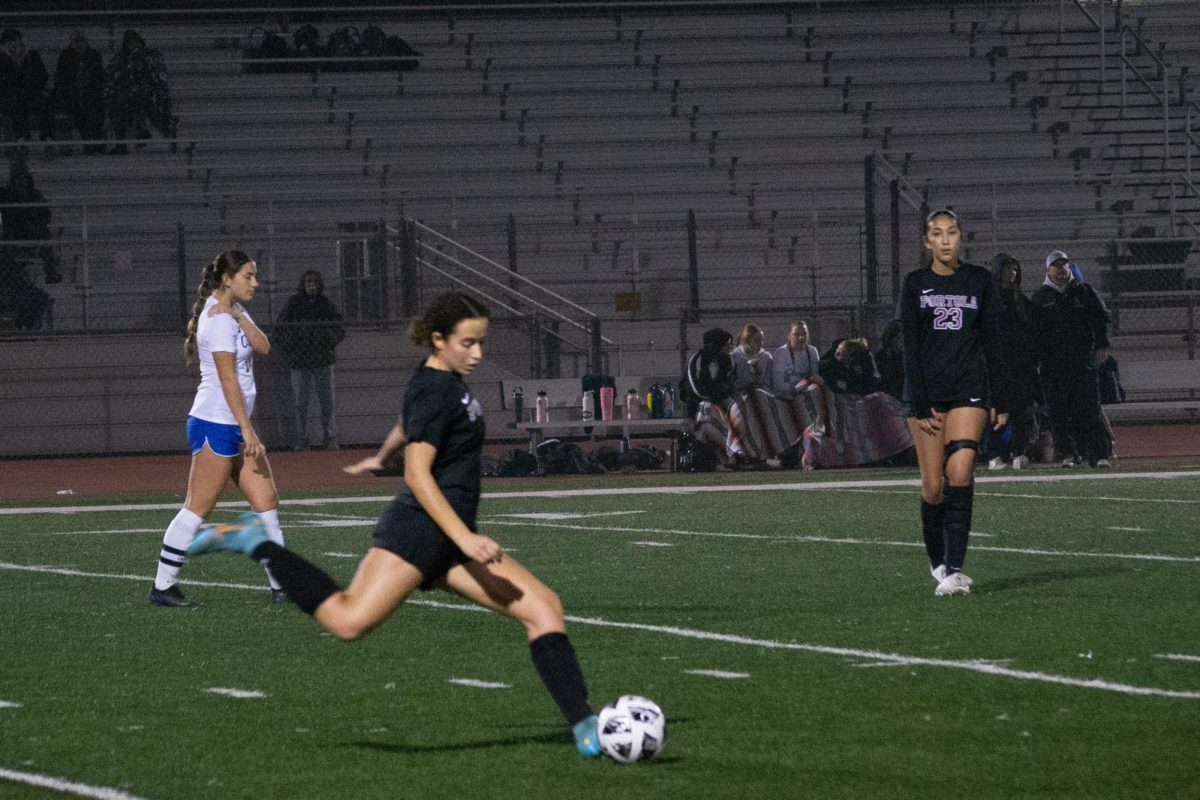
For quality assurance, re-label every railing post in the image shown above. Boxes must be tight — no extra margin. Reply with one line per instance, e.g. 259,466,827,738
679,307,689,380
889,179,901,301
589,317,602,376
176,221,189,327
863,154,878,304
687,209,699,315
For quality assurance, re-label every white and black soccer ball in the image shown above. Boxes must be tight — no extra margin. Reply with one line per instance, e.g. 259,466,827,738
596,695,666,763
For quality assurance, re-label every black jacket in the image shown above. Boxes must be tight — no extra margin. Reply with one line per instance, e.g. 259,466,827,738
275,293,345,369
1030,280,1110,374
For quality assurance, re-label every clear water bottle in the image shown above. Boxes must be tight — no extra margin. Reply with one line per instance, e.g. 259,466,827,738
664,384,676,418
626,388,639,419
581,390,595,421
535,388,549,423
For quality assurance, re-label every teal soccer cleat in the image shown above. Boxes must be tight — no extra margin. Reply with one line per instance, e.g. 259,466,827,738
573,714,601,758
187,512,268,557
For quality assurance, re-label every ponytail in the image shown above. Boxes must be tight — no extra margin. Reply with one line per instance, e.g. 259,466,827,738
183,250,252,363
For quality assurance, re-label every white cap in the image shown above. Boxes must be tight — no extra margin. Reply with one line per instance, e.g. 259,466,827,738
1045,250,1070,269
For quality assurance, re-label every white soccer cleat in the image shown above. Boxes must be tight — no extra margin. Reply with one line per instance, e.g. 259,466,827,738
1092,458,1111,468
934,571,972,596
1011,455,1030,470
930,564,947,584
987,457,1007,471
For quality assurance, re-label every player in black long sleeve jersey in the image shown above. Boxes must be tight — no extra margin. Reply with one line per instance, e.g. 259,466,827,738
898,210,1010,595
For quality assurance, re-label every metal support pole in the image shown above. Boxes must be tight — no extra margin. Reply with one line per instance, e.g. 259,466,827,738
889,179,901,301
589,318,602,377
687,209,699,314
678,308,689,380
863,154,878,304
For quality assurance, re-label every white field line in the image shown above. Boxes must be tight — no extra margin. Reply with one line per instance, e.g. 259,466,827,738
40,528,163,536
1109,527,1153,532
2,561,1198,701
0,700,21,709
1154,653,1200,663
685,669,750,679
0,768,153,800
203,687,266,699
447,678,511,689
477,519,1200,565
321,552,360,559
834,488,1200,505
3,470,1199,515
490,511,647,520
632,541,675,547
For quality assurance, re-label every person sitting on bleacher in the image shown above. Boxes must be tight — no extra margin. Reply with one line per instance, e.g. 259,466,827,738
730,324,772,393
0,159,61,284
768,320,820,397
105,30,173,154
685,327,746,468
0,29,52,144
51,31,106,154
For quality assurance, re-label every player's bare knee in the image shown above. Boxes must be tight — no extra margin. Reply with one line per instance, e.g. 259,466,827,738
523,589,565,637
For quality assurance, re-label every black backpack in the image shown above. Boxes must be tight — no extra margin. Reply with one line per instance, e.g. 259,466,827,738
677,434,718,473
497,448,540,477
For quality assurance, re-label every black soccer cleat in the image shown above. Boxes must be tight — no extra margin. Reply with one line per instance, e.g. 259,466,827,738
148,584,193,607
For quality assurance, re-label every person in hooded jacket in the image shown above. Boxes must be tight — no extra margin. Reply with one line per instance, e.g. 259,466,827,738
275,269,346,450
684,327,747,467
1030,250,1112,468
982,253,1041,469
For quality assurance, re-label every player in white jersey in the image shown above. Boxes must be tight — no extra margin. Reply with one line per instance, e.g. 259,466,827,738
147,250,288,607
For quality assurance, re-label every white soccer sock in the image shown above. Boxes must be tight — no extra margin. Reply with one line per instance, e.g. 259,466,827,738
259,508,285,591
154,508,204,590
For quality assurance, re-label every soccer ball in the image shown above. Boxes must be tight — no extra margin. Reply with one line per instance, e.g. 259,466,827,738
596,695,666,763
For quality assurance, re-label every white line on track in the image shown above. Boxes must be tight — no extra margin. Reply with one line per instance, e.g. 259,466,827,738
203,687,266,699
447,678,511,689
4,470,1198,515
476,519,1200,564
1154,653,1200,663
2,561,1197,701
0,767,153,800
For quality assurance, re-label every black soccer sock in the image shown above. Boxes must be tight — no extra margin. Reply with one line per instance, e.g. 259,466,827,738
921,500,946,568
249,541,340,615
529,632,593,726
942,485,973,573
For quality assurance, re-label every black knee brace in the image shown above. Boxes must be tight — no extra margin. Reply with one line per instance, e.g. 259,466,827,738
944,439,978,460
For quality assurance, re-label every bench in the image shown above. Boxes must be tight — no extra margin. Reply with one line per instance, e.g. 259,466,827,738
1104,359,1200,423
498,377,692,467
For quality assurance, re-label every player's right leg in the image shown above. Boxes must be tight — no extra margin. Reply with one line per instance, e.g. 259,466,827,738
908,417,947,579
149,444,232,607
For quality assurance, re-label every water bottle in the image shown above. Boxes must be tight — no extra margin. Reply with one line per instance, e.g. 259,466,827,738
646,385,656,418
664,384,676,418
626,388,640,420
512,385,524,428
581,390,595,421
535,388,549,423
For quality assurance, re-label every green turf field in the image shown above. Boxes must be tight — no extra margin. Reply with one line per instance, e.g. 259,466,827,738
2,468,1199,799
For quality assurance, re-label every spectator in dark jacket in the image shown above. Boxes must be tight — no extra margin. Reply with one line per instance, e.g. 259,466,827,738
275,270,345,450
105,30,173,154
1031,250,1112,468
52,31,106,154
0,160,60,283
983,252,1041,469
0,29,51,142
818,337,879,395
874,320,905,400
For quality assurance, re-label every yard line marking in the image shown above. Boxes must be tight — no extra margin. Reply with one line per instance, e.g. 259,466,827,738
491,511,647,520
1154,653,1200,663
2,562,1197,701
836,488,1200,505
476,521,1200,565
685,669,750,679
0,767,154,800
321,552,360,559
447,678,511,689
39,528,163,536
0,700,21,709
204,687,266,699
308,519,375,527
4,470,1199,515
1109,526,1153,532
632,541,675,547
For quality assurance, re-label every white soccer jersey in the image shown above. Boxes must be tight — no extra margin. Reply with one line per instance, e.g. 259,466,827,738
188,296,256,424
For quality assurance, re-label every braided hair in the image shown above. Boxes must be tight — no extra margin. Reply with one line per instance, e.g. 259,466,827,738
183,250,252,363
408,292,489,349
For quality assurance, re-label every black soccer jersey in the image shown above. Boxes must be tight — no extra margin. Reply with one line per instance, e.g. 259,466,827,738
897,262,1009,418
397,364,486,523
